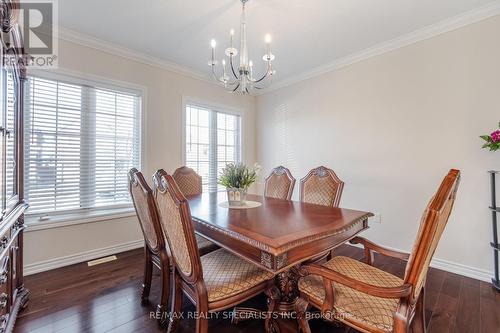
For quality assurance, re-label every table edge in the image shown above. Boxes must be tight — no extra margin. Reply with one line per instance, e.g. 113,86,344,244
192,212,373,255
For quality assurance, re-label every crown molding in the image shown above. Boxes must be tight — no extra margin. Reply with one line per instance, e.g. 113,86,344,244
257,1,500,96
57,1,500,97
58,26,214,84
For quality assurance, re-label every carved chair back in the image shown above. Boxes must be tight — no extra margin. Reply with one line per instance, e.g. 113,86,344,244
128,168,165,253
264,166,296,200
404,169,460,302
153,169,203,284
173,166,203,196
300,166,344,207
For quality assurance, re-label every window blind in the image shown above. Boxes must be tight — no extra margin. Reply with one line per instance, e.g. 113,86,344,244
24,76,141,215
185,104,241,193
6,72,16,199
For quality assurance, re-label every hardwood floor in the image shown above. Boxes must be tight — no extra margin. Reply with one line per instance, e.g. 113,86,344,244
15,245,500,333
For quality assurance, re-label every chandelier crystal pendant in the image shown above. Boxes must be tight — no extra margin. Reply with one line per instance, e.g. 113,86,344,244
208,0,275,94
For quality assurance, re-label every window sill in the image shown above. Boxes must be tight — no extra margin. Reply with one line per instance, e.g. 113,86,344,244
25,207,137,232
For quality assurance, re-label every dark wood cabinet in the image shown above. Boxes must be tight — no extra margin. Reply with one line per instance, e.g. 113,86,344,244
0,1,29,332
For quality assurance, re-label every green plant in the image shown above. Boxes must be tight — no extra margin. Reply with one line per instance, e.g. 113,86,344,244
218,163,260,189
480,122,500,152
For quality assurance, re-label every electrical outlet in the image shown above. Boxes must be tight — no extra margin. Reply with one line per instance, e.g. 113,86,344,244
369,213,382,224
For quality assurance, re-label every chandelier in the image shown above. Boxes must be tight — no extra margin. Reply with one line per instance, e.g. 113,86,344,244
209,0,275,94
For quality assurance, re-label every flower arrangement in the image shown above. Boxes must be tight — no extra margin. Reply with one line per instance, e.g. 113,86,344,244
218,163,260,189
480,123,500,152
219,163,260,206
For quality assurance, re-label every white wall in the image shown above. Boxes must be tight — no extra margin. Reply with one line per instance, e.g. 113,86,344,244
256,15,500,277
24,38,257,270
26,15,500,281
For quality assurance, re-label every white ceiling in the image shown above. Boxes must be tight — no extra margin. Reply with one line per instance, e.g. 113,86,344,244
59,0,497,84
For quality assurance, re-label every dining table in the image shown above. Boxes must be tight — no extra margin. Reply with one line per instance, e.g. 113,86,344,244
187,192,373,331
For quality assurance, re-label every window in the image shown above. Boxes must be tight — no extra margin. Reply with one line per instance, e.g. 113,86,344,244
184,103,241,192
24,75,142,216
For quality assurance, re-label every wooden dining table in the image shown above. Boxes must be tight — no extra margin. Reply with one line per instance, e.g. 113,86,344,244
188,191,373,321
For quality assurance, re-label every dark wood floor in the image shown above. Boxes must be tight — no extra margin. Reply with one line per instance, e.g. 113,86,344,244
14,245,500,333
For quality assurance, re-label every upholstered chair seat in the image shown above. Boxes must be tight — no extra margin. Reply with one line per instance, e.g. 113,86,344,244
172,166,218,255
195,235,217,255
298,256,403,332
153,169,278,333
294,170,461,333
201,248,275,302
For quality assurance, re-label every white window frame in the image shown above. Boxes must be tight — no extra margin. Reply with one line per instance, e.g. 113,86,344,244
24,68,147,230
181,96,245,192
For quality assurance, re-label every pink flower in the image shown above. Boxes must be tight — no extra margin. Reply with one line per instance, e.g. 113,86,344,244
491,130,500,143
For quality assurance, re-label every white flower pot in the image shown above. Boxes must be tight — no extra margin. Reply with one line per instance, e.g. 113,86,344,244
226,188,248,206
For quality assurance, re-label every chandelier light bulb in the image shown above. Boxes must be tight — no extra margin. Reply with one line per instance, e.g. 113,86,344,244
208,0,275,94
249,60,253,78
229,28,235,49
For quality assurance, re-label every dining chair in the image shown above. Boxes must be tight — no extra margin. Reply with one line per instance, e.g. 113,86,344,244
301,166,344,261
295,169,461,333
264,165,296,200
128,168,170,317
300,166,344,207
153,169,279,333
172,166,218,255
173,166,203,196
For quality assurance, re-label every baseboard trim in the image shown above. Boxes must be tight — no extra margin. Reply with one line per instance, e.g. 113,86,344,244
24,239,494,283
347,243,493,283
24,239,144,276
430,257,493,282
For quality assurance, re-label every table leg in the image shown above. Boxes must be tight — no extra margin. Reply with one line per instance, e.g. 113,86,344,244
232,266,301,332
272,266,301,333
275,266,300,312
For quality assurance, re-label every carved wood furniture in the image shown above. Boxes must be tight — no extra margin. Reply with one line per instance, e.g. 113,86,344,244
300,166,345,261
173,166,203,196
300,166,344,207
186,191,372,322
0,1,29,332
153,169,278,333
128,169,170,316
264,166,296,200
172,166,218,255
128,168,220,321
295,169,461,333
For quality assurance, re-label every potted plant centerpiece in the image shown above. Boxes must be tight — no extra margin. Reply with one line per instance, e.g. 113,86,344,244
219,163,260,206
480,122,500,152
